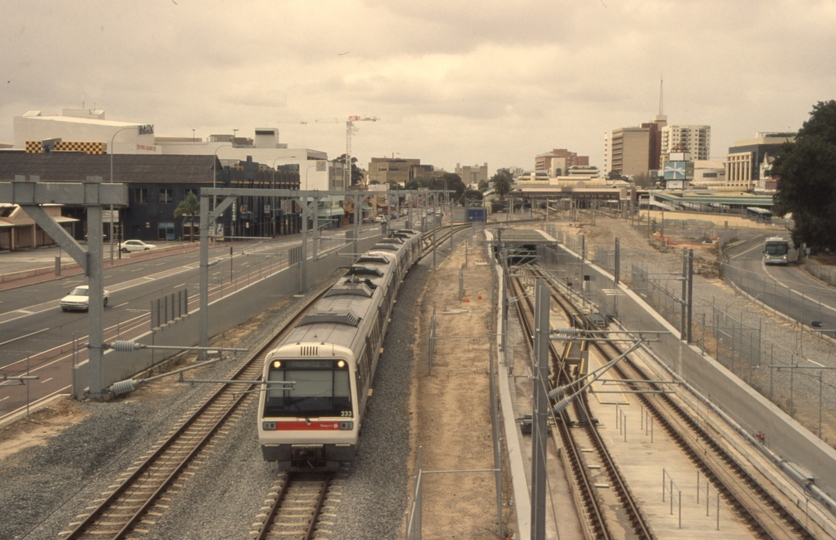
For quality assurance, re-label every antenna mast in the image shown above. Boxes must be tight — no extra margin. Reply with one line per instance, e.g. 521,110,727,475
659,76,664,116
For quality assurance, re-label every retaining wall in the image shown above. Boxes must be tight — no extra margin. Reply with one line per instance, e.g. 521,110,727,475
805,258,836,287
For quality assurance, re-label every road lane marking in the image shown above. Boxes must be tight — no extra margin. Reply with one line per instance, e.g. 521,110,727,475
40,377,53,384
0,327,50,348
114,302,130,308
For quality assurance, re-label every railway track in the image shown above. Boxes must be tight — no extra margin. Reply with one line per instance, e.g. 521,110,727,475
59,225,462,539
60,286,327,539
529,262,822,539
593,318,819,539
253,472,335,539
509,271,653,540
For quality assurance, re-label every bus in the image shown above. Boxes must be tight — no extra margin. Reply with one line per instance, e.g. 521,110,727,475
763,237,794,265
746,207,773,223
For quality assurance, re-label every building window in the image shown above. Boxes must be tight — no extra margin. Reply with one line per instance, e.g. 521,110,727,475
158,222,174,240
135,188,147,204
160,188,173,204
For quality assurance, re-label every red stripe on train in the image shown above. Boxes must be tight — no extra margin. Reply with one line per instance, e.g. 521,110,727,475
273,421,343,430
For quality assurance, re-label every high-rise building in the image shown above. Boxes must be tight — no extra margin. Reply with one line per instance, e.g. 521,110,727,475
660,125,711,166
606,115,666,178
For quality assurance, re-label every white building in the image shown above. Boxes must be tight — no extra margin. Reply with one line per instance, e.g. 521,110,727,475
660,125,711,163
10,109,334,190
690,160,726,187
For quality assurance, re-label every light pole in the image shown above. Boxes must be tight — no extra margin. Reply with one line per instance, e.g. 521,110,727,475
270,157,284,237
212,144,233,238
110,125,138,265
304,163,317,234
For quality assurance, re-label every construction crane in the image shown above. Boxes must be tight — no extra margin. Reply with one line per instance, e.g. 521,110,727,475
277,116,378,188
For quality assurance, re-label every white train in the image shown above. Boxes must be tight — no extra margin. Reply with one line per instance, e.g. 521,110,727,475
258,228,423,471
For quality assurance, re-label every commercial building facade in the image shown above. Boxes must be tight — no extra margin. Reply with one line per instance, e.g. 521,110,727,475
534,149,588,177
605,115,667,178
724,132,794,191
455,162,489,187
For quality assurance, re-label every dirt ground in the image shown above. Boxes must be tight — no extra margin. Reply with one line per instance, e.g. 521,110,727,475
408,234,516,540
0,399,88,460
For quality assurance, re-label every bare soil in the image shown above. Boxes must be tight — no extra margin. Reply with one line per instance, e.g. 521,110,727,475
0,398,88,460
408,236,516,539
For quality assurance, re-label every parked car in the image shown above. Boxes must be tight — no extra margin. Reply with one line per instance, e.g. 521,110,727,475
121,239,157,253
60,285,110,311
374,215,385,224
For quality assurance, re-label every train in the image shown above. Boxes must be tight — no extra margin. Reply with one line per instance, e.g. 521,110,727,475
257,228,423,471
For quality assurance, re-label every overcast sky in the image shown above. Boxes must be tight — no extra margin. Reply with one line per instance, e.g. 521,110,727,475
2,0,834,174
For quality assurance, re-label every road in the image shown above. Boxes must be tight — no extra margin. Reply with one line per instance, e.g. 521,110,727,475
0,223,393,421
726,232,836,333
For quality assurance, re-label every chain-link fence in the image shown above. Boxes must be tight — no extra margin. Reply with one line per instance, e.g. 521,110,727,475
547,217,836,445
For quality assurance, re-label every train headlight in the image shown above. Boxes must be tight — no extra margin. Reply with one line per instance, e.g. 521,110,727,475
337,360,346,368
262,421,276,430
272,360,281,369
340,421,353,430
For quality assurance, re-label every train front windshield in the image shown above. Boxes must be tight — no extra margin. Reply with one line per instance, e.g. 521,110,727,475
263,359,352,418
765,242,788,256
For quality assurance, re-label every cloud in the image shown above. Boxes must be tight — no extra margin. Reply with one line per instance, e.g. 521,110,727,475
1,0,835,171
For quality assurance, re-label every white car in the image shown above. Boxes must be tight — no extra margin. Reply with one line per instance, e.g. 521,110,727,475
121,239,157,253
374,216,385,223
60,285,111,312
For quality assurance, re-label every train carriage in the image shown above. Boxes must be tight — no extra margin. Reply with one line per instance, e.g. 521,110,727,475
258,228,421,471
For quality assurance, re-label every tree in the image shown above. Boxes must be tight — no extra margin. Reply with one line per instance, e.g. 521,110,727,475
427,173,466,204
477,179,488,191
490,168,513,198
334,154,364,186
404,178,421,190
174,192,200,242
772,100,836,252
459,189,484,206
632,172,652,188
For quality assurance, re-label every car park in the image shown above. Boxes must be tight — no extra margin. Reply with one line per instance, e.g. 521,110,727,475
121,239,157,253
60,285,110,311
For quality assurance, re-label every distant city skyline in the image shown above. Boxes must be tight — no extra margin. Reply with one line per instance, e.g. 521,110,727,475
2,1,831,173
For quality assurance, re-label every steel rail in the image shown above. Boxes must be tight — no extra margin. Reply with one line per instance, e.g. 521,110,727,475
63,288,330,539
597,334,816,539
508,274,613,539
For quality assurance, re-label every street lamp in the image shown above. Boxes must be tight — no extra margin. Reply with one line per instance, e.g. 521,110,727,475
304,163,317,233
305,163,317,191
110,125,138,265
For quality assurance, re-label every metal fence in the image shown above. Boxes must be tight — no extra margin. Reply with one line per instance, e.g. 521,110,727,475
549,218,836,443
406,448,502,540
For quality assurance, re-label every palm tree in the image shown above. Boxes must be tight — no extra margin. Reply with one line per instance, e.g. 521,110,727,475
174,192,200,242
490,168,513,198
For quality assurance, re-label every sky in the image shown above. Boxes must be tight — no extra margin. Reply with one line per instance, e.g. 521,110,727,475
1,0,834,174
